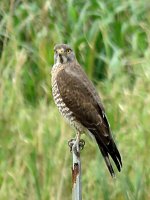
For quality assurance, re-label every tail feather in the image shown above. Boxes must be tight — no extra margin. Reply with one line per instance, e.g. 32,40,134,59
100,146,115,177
104,141,121,172
95,134,122,177
108,139,122,168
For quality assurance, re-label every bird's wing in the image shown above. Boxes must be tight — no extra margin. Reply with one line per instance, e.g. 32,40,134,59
56,63,122,176
56,64,107,134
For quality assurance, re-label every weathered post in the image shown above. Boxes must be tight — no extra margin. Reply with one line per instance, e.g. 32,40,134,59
68,139,85,200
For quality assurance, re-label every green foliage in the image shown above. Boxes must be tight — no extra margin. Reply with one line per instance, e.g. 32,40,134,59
0,0,150,199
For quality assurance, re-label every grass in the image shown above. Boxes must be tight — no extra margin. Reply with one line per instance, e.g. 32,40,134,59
0,0,150,199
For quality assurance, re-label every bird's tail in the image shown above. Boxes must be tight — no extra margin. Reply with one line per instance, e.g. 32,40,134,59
95,135,122,177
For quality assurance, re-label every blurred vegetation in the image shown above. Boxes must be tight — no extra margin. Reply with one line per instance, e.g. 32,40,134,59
0,0,150,199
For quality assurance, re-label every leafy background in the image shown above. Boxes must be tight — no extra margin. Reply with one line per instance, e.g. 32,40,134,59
0,0,150,199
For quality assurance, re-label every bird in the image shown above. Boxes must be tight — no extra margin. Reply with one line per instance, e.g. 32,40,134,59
51,44,122,177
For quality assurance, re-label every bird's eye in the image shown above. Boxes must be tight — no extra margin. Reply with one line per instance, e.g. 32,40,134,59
55,50,57,54
66,49,71,54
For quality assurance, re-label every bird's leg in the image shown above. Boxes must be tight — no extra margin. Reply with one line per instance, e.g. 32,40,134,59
68,132,85,155
75,132,80,153
74,132,85,153
68,132,80,153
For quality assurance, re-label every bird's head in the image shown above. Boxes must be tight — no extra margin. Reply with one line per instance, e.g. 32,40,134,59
54,44,76,64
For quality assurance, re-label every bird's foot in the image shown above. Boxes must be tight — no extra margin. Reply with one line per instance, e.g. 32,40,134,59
79,139,85,150
68,139,75,152
68,139,85,153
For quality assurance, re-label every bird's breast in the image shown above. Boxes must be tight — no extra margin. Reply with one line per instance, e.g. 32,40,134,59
51,75,86,133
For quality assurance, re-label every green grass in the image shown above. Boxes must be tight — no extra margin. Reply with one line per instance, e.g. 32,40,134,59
0,0,150,199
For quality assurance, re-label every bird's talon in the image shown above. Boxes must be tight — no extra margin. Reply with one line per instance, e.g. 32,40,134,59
79,139,85,150
68,138,85,152
68,139,76,152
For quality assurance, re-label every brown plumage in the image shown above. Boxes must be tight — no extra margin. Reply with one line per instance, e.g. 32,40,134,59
51,44,122,177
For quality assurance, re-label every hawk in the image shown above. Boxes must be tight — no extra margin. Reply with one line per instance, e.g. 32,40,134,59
51,44,122,177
